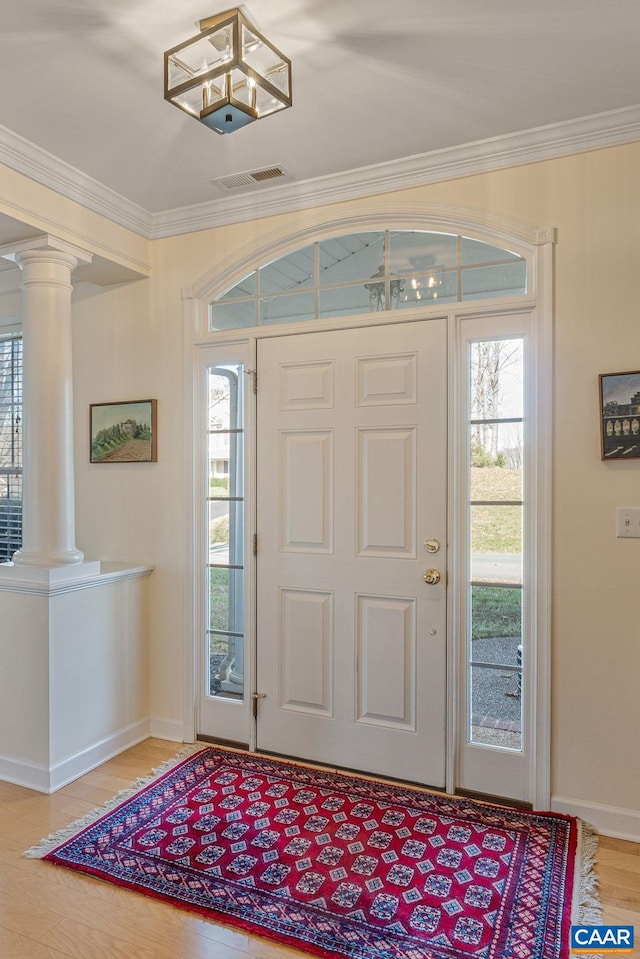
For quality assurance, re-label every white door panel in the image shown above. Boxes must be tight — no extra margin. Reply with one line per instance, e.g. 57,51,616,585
256,321,447,786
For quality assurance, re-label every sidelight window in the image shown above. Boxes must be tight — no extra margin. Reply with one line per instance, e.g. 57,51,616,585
206,364,245,700
467,338,524,752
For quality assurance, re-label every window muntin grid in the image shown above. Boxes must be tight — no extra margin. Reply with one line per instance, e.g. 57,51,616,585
210,231,527,330
207,364,245,701
467,338,524,752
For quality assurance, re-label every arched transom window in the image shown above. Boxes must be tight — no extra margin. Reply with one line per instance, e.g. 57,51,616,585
210,230,527,330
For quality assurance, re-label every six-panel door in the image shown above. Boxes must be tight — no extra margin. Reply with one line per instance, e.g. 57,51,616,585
256,320,448,787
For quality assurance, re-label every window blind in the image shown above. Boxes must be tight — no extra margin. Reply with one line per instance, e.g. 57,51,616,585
0,334,22,562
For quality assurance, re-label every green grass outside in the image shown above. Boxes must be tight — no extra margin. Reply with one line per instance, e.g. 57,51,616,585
472,586,521,639
471,467,522,553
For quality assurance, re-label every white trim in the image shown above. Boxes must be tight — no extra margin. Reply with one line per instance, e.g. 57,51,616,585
0,120,152,237
445,313,461,797
191,342,255,747
193,206,550,303
0,719,151,794
152,106,640,238
149,716,187,743
0,107,638,240
0,755,51,793
552,795,640,844
184,211,552,805
182,289,197,746
0,562,153,596
531,238,554,811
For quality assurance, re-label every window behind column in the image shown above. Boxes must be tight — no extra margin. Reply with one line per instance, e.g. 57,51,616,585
0,333,22,562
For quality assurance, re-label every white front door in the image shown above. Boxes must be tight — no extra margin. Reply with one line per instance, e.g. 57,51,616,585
255,320,448,786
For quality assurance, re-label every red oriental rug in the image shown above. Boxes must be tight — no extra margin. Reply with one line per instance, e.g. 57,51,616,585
26,748,599,959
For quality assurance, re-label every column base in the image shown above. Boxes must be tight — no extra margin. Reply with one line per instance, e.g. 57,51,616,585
12,546,86,567
0,560,101,585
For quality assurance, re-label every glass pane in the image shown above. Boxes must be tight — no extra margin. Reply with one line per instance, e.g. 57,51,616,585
470,666,522,750
461,237,520,266
0,336,22,562
209,431,242,487
208,368,243,431
255,86,287,117
242,25,290,97
209,632,244,698
396,270,458,308
470,423,523,500
210,300,256,331
171,84,206,118
209,499,244,566
208,633,244,699
208,566,244,633
469,339,524,421
462,262,526,299
471,504,522,584
389,231,458,274
207,362,244,702
259,292,315,325
167,24,234,90
319,233,385,286
259,246,314,294
318,284,374,318
471,586,522,651
218,273,256,300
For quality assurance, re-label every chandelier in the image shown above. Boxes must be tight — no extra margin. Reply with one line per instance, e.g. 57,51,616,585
164,8,292,135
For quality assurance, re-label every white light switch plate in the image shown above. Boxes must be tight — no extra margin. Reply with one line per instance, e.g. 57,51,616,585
617,507,640,537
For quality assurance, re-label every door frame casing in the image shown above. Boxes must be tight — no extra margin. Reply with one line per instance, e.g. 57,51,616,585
182,212,554,808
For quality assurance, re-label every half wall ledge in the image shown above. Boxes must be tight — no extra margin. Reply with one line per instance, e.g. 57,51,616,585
0,561,154,793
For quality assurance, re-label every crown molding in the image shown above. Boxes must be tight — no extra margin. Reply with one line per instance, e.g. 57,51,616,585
0,123,152,237
151,105,640,238
0,106,639,243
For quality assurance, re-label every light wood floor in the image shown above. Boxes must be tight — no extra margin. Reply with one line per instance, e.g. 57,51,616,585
1,738,638,959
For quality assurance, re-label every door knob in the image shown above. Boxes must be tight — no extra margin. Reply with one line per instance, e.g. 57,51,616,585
423,568,441,585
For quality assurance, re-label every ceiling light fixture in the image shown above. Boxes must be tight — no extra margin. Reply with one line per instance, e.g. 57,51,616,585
364,265,405,312
164,7,292,135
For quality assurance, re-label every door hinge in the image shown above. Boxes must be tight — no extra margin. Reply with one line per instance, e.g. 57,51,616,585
253,533,258,556
252,691,266,718
244,368,258,393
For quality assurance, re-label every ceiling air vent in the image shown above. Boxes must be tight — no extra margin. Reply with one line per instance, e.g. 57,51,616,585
211,165,292,194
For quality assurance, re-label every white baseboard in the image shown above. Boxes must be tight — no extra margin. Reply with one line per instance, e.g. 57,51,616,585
552,794,640,843
0,719,151,794
149,716,187,743
0,755,51,793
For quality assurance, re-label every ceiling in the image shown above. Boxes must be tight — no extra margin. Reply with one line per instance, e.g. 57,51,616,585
0,0,639,221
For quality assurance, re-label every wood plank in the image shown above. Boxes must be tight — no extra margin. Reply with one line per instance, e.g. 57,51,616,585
0,738,638,959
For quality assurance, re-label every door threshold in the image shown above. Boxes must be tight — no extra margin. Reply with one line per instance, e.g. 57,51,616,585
455,786,533,810
257,747,447,796
196,734,250,751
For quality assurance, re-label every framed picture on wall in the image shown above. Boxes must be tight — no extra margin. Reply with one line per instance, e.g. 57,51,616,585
90,399,157,464
599,371,640,459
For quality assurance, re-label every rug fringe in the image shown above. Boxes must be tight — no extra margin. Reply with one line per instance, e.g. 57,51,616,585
24,744,204,859
572,819,602,953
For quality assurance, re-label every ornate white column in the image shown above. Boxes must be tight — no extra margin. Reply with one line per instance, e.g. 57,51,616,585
7,238,92,568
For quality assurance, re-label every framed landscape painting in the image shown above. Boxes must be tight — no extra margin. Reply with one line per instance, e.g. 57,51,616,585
599,371,640,459
90,400,157,464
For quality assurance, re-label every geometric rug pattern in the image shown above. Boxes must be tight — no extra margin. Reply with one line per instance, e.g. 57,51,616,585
33,748,584,959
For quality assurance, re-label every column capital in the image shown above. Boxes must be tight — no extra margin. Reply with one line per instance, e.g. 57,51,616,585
0,235,93,269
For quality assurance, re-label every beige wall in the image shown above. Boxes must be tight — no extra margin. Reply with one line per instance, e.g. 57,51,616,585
67,140,640,821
